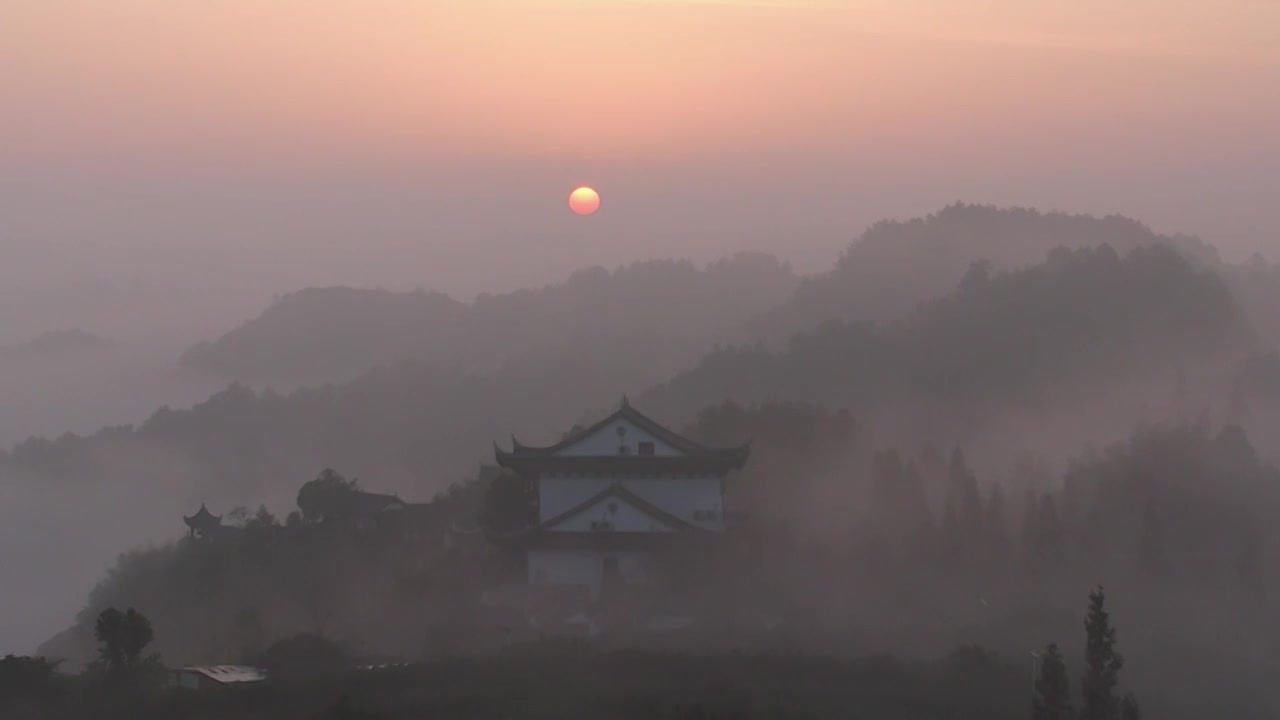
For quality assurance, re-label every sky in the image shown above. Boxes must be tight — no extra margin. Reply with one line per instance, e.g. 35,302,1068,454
2,0,1278,325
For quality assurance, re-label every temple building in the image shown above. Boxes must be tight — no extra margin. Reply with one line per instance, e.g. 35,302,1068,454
494,398,748,600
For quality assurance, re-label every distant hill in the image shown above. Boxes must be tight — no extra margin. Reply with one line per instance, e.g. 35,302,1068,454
1225,255,1280,348
1,245,1252,598
181,254,799,387
4,206,1274,660
1,329,110,361
753,204,1221,340
648,243,1255,450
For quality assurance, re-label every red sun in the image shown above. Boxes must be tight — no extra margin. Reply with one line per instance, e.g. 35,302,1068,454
569,186,601,215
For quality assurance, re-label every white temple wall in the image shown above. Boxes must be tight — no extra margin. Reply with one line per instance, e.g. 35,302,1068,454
546,494,677,533
552,418,683,457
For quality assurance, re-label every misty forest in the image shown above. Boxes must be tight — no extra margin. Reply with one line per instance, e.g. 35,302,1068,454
2,205,1280,718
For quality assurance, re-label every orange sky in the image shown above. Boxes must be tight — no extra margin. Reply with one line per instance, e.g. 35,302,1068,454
6,1,1276,161
1,0,1277,301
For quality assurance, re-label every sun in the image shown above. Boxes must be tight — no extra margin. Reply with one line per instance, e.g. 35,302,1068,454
569,186,601,216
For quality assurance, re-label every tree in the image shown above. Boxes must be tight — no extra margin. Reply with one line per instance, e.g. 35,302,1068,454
259,633,350,679
227,505,251,526
92,606,162,710
297,468,361,522
1031,643,1072,720
0,655,63,710
245,505,280,530
479,471,531,534
1080,587,1125,720
94,607,153,676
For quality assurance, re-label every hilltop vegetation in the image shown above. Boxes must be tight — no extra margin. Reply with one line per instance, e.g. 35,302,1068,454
37,401,1280,718
753,204,1221,338
650,243,1254,454
181,254,798,387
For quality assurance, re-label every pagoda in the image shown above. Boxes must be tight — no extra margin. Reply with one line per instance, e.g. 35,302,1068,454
494,397,748,600
183,504,222,539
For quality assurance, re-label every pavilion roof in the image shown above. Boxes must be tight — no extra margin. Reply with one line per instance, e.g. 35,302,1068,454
183,503,221,529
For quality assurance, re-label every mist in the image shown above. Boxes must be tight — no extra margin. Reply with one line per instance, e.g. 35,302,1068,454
2,1,1280,719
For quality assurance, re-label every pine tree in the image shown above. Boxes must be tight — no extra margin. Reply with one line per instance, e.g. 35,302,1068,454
1031,642,1073,720
1080,587,1124,720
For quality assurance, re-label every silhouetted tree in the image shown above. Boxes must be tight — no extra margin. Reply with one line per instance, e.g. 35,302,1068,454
94,607,153,676
297,469,361,522
1031,643,1072,720
0,655,62,710
259,633,350,679
1080,587,1125,720
92,606,162,713
479,471,531,533
245,505,280,530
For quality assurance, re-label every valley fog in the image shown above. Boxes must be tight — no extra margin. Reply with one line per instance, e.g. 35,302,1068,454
3,1,1279,718
2,207,1280,719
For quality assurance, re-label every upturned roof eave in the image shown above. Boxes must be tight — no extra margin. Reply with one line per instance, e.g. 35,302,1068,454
501,398,748,459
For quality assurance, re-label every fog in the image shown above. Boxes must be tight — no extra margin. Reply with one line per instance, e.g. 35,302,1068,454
4,0,1278,312
2,2,1279,718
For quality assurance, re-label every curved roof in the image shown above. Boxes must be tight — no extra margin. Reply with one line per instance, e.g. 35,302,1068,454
495,397,749,471
183,503,221,528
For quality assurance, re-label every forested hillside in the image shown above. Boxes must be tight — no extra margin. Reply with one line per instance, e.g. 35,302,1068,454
7,207,1280,698
752,204,1221,338
5,242,1251,543
650,243,1256,458
39,402,1280,718
181,254,798,387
